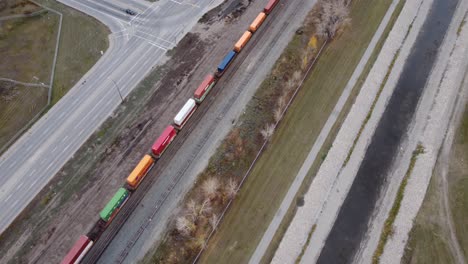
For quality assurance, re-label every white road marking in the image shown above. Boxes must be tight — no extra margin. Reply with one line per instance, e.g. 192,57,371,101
136,29,176,45
133,35,169,50
7,160,18,169
62,143,72,153
45,162,54,171
10,200,18,209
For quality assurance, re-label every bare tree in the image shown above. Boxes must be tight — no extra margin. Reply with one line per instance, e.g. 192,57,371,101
202,177,220,200
292,70,302,83
225,178,238,199
187,199,199,222
198,198,213,216
176,216,196,237
209,213,219,230
191,233,207,251
314,0,350,40
261,123,275,141
274,108,283,123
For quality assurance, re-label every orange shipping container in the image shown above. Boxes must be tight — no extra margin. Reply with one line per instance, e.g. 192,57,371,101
249,12,267,33
126,155,154,189
234,31,252,53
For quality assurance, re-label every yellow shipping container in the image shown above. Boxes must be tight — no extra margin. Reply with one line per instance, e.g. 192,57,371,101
126,154,154,189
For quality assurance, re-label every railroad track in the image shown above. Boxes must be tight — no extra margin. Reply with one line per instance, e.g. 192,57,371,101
81,0,305,262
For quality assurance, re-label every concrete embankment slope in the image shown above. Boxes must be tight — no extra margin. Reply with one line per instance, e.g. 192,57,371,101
271,0,454,262
378,5,468,263
316,0,459,262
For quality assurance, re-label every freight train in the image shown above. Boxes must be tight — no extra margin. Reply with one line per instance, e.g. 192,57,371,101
61,0,281,263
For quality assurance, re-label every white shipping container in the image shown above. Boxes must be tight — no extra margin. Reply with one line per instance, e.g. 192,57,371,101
174,98,197,128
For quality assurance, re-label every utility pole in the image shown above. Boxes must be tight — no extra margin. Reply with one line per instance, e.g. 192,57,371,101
111,79,124,102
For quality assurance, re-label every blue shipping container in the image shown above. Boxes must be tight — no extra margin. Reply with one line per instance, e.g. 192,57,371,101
217,50,237,73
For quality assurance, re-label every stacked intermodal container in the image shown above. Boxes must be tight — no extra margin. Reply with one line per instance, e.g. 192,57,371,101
62,1,285,261
152,125,177,157
217,50,237,76
194,74,216,103
174,99,197,130
61,235,93,264
99,188,129,223
249,12,267,32
234,31,253,52
126,155,154,190
264,0,279,14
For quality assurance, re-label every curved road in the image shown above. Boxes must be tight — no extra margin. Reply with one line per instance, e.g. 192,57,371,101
0,0,221,234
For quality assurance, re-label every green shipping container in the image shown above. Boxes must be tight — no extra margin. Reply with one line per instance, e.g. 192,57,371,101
99,188,129,222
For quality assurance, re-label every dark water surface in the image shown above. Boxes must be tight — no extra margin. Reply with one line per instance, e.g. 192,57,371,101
317,0,459,263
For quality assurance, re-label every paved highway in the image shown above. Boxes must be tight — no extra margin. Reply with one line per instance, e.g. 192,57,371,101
0,0,220,234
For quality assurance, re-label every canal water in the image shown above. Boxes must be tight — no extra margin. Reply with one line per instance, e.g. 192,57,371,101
317,0,459,262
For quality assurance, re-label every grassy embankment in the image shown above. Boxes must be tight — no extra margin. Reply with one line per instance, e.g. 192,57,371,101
138,0,398,263
0,1,57,148
0,0,108,151
402,107,468,263
199,0,398,263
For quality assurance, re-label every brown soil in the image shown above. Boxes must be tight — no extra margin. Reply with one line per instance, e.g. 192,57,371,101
0,0,41,17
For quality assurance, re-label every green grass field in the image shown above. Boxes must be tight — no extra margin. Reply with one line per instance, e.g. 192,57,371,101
0,8,59,148
0,83,48,147
0,0,109,151
199,0,396,263
34,0,109,104
0,10,58,84
403,107,468,263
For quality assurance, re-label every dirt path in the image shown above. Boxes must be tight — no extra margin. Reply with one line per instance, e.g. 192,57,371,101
0,78,49,88
438,78,467,264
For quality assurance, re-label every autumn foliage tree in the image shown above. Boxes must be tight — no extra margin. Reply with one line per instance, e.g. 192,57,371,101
314,0,350,40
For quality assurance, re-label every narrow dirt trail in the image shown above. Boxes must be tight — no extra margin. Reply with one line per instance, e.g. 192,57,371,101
438,85,467,264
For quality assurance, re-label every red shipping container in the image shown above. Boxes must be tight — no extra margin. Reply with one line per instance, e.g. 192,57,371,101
152,125,177,157
61,235,92,264
194,74,215,103
264,0,279,14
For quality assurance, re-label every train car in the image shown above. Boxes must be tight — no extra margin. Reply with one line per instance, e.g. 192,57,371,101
234,31,253,53
61,235,93,264
152,125,177,157
264,0,279,14
126,155,155,190
249,12,267,33
217,50,237,76
174,98,197,130
194,74,216,104
99,188,129,224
